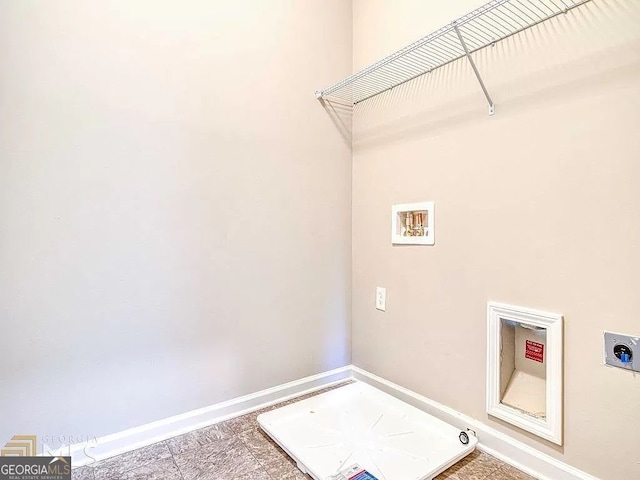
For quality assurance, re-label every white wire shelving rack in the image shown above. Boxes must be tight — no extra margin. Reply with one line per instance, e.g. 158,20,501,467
315,0,591,115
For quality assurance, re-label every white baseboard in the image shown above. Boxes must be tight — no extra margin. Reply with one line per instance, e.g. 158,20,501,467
57,366,352,468
60,364,598,480
351,366,600,480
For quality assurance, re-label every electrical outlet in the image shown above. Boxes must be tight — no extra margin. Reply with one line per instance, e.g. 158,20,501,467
376,287,386,311
604,331,639,373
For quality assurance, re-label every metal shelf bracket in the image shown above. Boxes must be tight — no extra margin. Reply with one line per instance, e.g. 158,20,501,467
454,23,495,116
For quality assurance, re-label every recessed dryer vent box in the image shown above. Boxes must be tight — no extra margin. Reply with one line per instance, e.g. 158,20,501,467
486,302,563,445
391,202,434,245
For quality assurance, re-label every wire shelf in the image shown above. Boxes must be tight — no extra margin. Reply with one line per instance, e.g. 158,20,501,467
316,0,591,108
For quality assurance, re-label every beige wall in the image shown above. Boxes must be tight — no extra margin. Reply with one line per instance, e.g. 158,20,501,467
0,0,352,447
352,0,640,478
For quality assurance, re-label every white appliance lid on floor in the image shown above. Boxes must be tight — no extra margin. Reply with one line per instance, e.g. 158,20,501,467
258,382,477,480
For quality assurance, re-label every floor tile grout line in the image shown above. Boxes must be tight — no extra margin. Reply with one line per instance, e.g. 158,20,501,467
479,463,506,480
165,440,187,480
91,441,181,480
233,400,309,479
235,427,277,479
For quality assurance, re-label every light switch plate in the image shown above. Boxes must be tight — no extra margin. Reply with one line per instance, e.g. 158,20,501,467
604,331,639,373
376,287,386,311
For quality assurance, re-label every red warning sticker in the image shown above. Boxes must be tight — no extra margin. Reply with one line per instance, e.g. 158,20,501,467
525,340,544,363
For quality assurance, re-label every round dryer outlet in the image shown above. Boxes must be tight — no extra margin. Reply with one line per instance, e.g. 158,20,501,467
613,344,633,363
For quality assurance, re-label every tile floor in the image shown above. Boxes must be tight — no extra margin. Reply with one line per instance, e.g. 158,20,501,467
72,383,535,480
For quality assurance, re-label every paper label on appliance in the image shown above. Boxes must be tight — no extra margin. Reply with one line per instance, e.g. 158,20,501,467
328,464,379,480
348,471,378,480
525,340,544,363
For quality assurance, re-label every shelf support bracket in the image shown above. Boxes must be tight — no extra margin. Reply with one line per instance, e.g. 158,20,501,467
454,24,495,116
